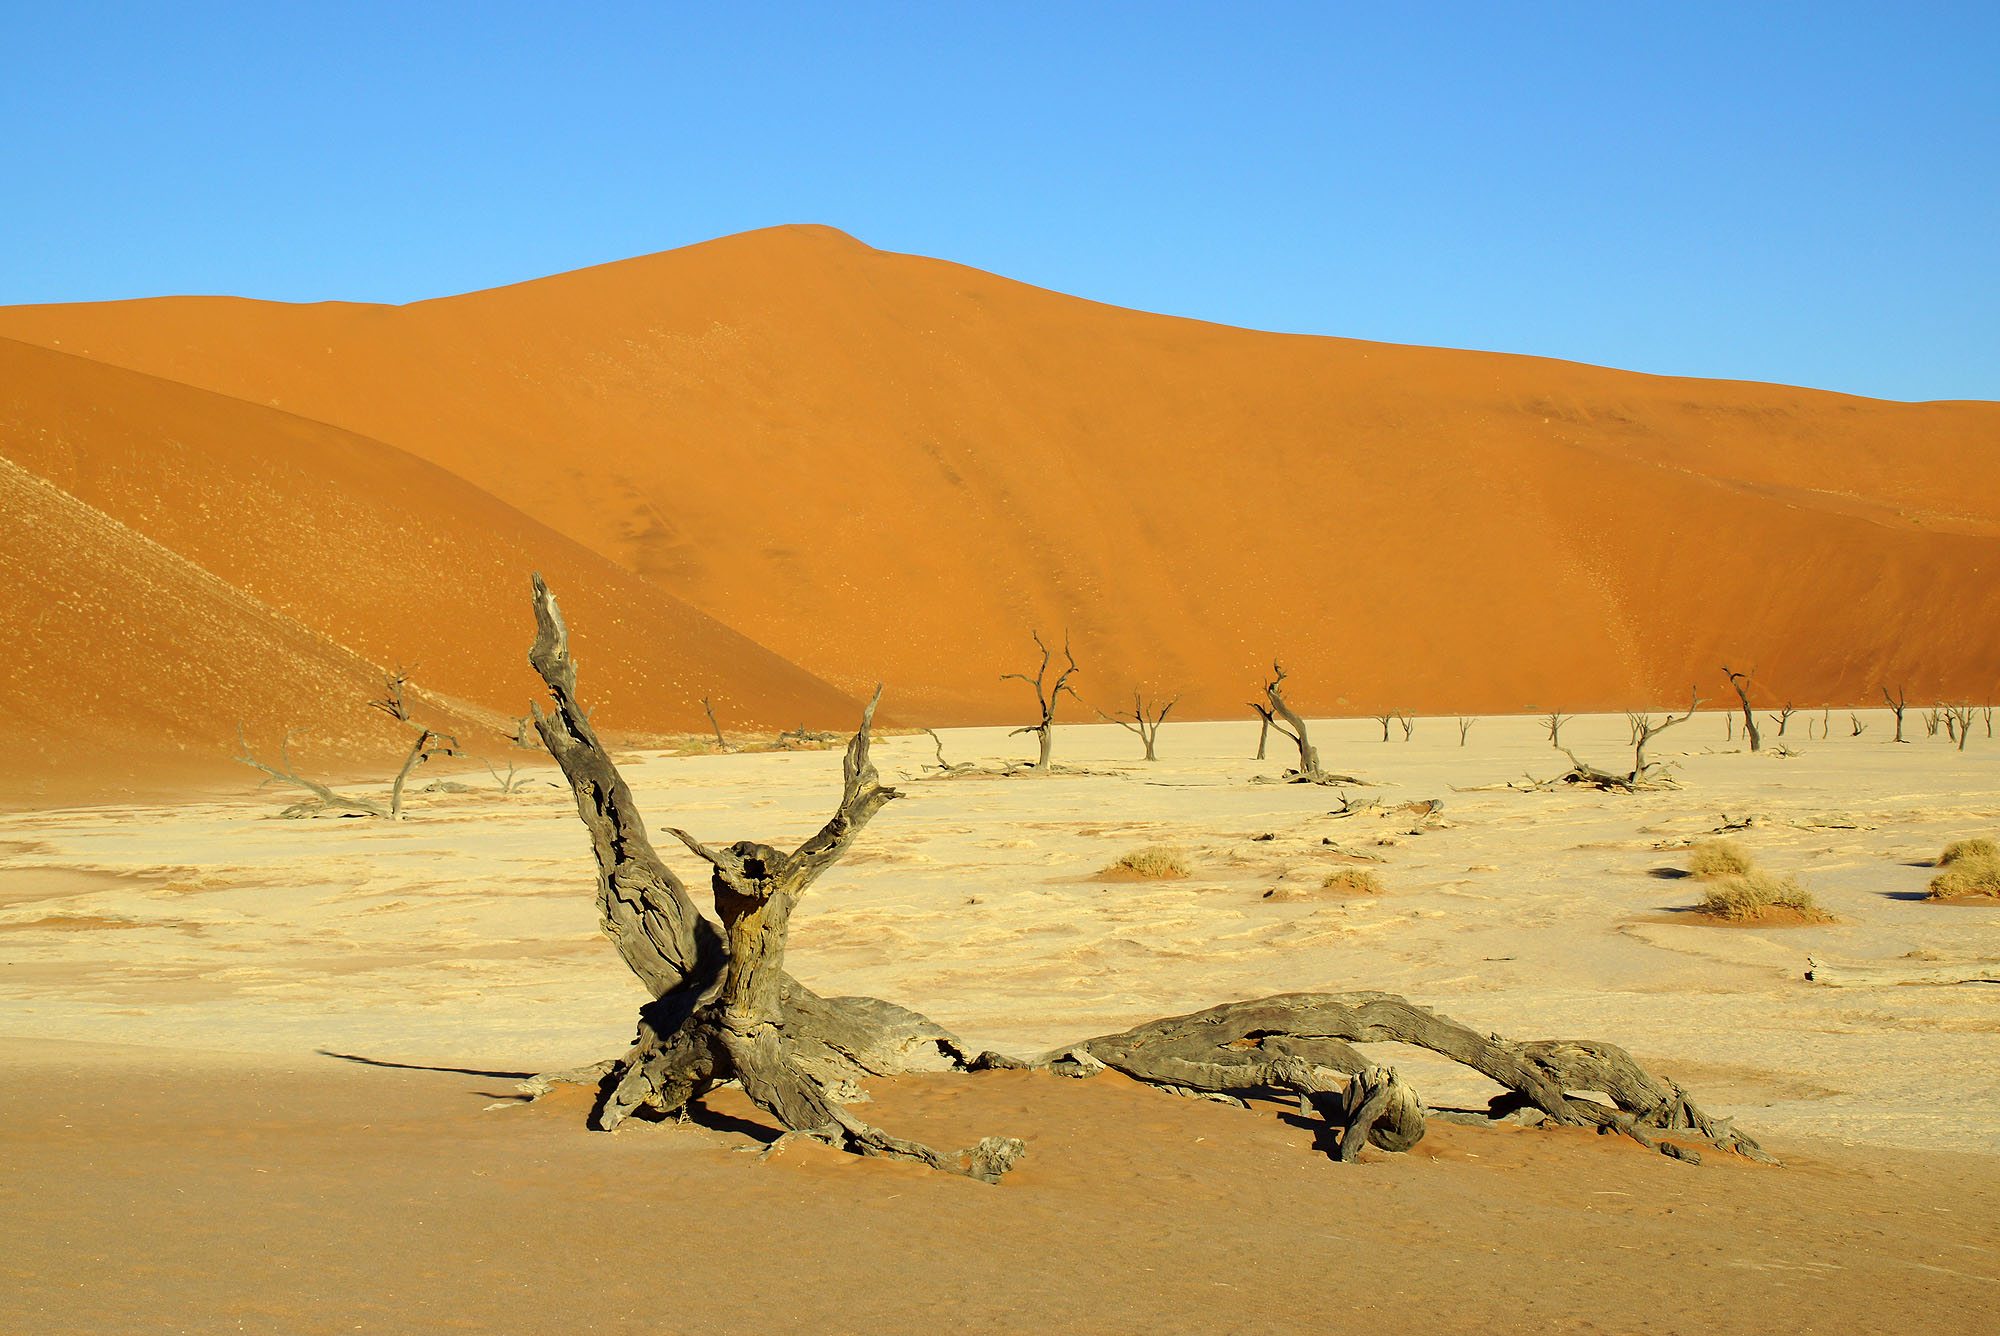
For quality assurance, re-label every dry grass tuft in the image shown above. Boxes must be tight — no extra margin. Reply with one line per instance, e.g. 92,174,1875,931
1696,871,1831,922
1320,868,1383,895
1103,846,1190,879
1937,837,1998,867
1929,849,2000,900
1686,838,1755,878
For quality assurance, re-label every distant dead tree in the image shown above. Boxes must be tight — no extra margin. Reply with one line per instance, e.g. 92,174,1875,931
1248,700,1274,759
1944,703,1976,751
485,758,530,793
235,726,386,818
1397,711,1415,741
1262,661,1323,781
1986,704,1994,739
1817,706,1830,740
1849,714,1868,737
1373,711,1395,742
369,662,415,722
1540,711,1573,749
1768,702,1796,738
1922,706,1941,739
517,573,1769,1178
235,724,456,819
1883,685,1909,743
1630,693,1703,777
1457,717,1477,746
1722,666,1761,752
1098,692,1179,761
699,695,729,750
1003,632,1080,772
388,729,461,816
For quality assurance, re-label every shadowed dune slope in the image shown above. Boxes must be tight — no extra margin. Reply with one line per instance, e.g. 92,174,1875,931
3,225,1997,724
0,338,865,804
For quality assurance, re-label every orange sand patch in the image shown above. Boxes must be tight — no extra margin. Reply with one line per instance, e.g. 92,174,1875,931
2,1040,1993,1335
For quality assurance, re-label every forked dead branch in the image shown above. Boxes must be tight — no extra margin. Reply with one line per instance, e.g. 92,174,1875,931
517,576,1770,1179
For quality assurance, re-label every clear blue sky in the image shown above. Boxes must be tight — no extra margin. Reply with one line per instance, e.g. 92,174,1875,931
3,2,1995,401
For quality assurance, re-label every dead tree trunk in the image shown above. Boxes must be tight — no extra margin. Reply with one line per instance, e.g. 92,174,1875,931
1099,692,1178,761
1849,713,1868,737
1884,685,1908,743
1374,712,1394,742
1264,662,1322,780
1630,692,1702,778
701,696,728,750
1397,711,1414,741
1768,703,1795,738
517,576,1769,1178
1457,717,1476,746
1003,632,1079,772
388,729,459,818
1922,706,1941,738
1723,666,1761,752
521,574,1023,1181
1541,711,1572,749
1249,702,1273,760
1945,703,1975,751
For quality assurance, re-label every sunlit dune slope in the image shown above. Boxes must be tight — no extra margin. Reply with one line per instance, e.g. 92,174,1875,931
3,225,1997,724
0,339,866,803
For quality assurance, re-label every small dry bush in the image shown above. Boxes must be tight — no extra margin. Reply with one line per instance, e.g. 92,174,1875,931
1929,850,2000,900
1937,837,1998,867
1696,870,1830,922
1103,846,1190,879
1320,868,1383,895
1686,838,1754,878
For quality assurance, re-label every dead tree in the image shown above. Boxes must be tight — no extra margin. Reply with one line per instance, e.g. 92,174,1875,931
235,726,386,818
519,574,1023,1180
485,758,530,793
1883,685,1909,743
1457,717,1476,746
517,575,1768,1176
1768,702,1796,738
1630,693,1703,778
1723,666,1761,752
1374,711,1395,742
369,663,415,722
1397,711,1414,741
388,729,459,817
701,696,728,750
1098,692,1179,761
1986,704,1994,739
1262,662,1326,781
1944,702,1976,751
1003,632,1079,772
1541,711,1573,749
1817,706,1830,741
1850,713,1868,737
1249,701,1274,759
1922,706,1941,739
509,713,541,751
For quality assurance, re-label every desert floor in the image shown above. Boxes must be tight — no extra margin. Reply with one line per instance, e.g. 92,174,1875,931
3,713,1996,1333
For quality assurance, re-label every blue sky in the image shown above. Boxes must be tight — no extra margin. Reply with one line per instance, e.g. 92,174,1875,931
2,2,1995,401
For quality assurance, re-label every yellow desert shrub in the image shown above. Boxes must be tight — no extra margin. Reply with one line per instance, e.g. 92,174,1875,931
1103,846,1190,878
1929,842,2000,899
1936,837,1998,867
1697,871,1830,922
1686,838,1754,878
1320,868,1383,895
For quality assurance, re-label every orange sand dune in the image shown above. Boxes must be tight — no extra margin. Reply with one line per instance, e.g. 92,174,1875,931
4,225,1997,733
0,338,865,805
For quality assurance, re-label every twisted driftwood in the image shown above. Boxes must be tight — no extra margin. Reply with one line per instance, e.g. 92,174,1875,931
519,576,1769,1180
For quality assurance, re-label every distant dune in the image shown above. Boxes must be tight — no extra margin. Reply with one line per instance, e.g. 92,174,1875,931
3,225,1997,802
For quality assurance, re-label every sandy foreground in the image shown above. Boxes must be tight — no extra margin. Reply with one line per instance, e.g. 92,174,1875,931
3,714,1997,1333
